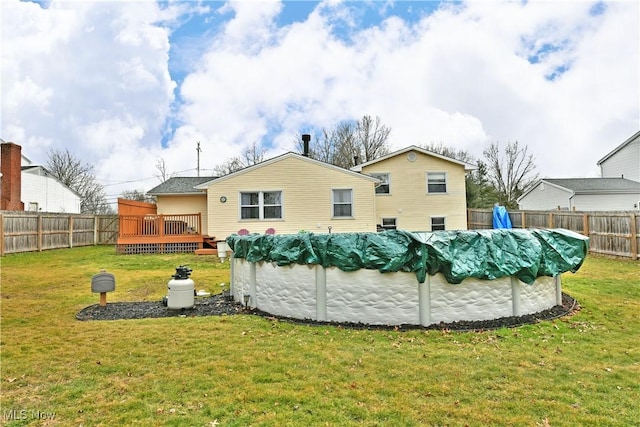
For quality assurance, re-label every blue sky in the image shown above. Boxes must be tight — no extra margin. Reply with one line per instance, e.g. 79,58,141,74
161,1,447,148
2,0,638,206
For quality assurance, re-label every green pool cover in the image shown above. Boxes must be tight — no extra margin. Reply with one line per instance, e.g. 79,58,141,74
226,229,589,285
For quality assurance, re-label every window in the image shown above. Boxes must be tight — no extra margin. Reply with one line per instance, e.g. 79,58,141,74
240,192,259,219
381,218,397,230
262,191,282,219
28,202,38,211
240,191,282,220
427,172,447,193
431,216,446,231
371,173,390,194
332,189,353,218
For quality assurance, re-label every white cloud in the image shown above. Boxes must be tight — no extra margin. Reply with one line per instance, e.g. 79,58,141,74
1,0,182,196
1,0,638,207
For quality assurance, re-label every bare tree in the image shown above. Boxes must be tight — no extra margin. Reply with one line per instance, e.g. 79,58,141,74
483,141,539,208
296,115,391,168
333,122,359,168
213,141,266,176
422,142,498,208
294,127,346,164
121,189,156,204
46,148,93,190
241,141,267,166
154,158,169,183
46,148,111,214
308,129,336,163
422,142,475,164
213,157,245,176
356,115,391,163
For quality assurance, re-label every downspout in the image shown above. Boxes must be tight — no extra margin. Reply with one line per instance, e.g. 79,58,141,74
568,191,576,211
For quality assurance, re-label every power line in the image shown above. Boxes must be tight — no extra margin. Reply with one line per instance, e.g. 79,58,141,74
98,176,157,186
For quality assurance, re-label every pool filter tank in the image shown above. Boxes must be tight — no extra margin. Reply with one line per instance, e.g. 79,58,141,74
163,265,195,309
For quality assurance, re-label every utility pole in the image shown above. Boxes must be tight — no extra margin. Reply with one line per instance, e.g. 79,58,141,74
196,141,202,177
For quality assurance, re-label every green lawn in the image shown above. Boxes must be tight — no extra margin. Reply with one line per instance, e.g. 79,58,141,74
1,246,638,426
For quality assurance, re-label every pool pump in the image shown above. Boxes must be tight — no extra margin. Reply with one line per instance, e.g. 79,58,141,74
162,265,195,309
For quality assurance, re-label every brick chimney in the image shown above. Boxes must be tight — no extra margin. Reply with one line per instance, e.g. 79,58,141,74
1,142,25,211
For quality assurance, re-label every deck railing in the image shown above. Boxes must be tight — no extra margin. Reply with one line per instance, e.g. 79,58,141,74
118,213,202,238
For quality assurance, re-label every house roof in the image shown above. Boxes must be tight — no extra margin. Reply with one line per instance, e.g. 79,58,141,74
350,145,477,172
596,130,640,166
518,178,640,202
194,152,379,189
544,178,640,192
148,176,216,195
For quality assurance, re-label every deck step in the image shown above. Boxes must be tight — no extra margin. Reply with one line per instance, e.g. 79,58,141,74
195,248,217,256
202,236,218,249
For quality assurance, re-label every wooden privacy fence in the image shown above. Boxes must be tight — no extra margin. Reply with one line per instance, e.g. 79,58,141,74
468,209,640,260
0,212,119,255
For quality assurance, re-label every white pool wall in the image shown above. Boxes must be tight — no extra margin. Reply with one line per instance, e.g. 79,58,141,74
230,257,561,326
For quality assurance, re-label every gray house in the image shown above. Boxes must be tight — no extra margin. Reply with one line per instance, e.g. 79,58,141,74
597,130,640,182
517,178,640,211
518,130,640,211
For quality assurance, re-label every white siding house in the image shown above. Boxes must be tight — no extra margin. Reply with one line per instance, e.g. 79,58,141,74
519,131,640,211
21,166,82,213
517,178,640,211
597,130,640,182
1,141,82,213
516,180,574,210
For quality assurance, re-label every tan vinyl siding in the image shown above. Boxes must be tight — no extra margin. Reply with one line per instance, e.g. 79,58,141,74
156,195,208,235
206,156,377,238
361,150,468,231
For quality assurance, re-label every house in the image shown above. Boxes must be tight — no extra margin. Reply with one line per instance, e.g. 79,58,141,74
193,152,379,238
518,131,640,211
517,178,640,211
141,145,472,248
1,142,81,213
597,130,640,182
351,145,474,231
147,176,214,235
21,165,82,213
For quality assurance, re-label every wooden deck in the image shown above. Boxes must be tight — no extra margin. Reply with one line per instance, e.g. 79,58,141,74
116,213,211,254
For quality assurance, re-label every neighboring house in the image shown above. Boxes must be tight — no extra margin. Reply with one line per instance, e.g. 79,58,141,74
1,141,81,213
597,130,640,182
21,165,82,213
518,131,640,211
351,145,474,232
517,178,640,211
147,146,473,242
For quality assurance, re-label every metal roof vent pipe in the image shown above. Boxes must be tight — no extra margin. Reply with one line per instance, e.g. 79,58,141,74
302,134,311,157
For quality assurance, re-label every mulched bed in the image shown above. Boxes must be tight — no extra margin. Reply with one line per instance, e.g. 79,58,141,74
77,293,580,332
76,294,243,321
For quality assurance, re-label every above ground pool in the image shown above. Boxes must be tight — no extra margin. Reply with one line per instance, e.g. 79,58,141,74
226,229,589,327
